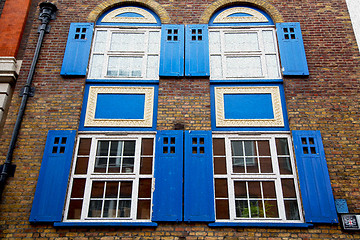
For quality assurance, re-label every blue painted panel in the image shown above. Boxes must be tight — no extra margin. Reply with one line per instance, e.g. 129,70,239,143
208,222,313,228
116,12,143,18
185,25,210,76
276,22,309,76
210,83,289,131
96,6,161,26
184,131,215,222
223,93,274,119
159,25,185,76
54,222,158,227
152,130,183,221
61,23,94,76
95,94,145,119
292,130,338,224
30,130,76,223
79,83,158,131
209,6,274,26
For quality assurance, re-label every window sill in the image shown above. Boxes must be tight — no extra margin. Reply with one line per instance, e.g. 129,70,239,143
210,79,283,83
208,222,313,228
54,222,158,227
86,79,159,84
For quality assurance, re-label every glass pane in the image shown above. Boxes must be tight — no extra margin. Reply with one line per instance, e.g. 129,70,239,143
244,141,256,156
284,200,300,220
89,54,104,78
119,181,132,198
141,138,154,155
110,141,122,156
148,31,161,53
71,178,86,198
110,32,145,51
75,157,89,174
94,157,107,173
107,56,143,77
94,30,107,52
118,200,131,218
78,138,91,155
231,141,243,156
224,32,259,51
105,182,119,198
138,179,152,198
281,179,297,198
140,157,153,174
246,157,259,173
210,55,222,79
103,200,117,218
108,157,121,173
234,181,247,198
67,200,83,219
226,56,262,78
257,140,270,156
250,200,264,218
215,199,230,219
91,181,105,198
248,181,261,198
236,200,249,218
262,181,276,198
146,55,159,79
88,200,102,217
97,141,109,156
260,157,273,173
209,31,221,53
232,157,245,173
276,138,289,155
215,178,228,198
213,157,227,174
124,141,136,156
278,157,292,174
264,200,279,218
137,200,151,219
262,30,276,52
122,158,134,173
266,54,280,78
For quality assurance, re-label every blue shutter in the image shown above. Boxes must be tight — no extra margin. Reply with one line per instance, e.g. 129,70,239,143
60,23,94,76
159,25,185,76
185,25,210,76
292,130,338,223
152,130,183,221
29,130,76,223
184,131,215,222
276,22,309,76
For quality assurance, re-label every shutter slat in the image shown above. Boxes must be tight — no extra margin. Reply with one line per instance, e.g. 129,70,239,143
184,131,215,222
60,23,94,76
292,130,338,223
152,130,183,221
185,25,210,76
29,130,76,223
276,22,309,76
159,25,185,76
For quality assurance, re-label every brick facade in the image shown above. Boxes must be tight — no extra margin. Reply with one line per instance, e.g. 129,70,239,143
0,0,359,239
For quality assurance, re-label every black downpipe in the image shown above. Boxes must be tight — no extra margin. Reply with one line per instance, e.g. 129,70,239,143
0,2,57,199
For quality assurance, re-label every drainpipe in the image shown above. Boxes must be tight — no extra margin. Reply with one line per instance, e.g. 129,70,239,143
0,2,57,199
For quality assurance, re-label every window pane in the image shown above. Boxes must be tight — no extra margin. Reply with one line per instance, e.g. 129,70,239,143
231,140,243,156
124,141,136,156
281,179,297,198
264,200,279,218
226,56,262,78
148,31,160,53
110,141,123,156
248,181,261,198
103,200,117,218
213,138,225,156
146,55,159,79
257,140,270,156
276,138,289,155
224,32,259,51
67,200,83,219
246,157,259,173
141,138,154,155
88,200,102,217
105,182,119,198
250,200,264,218
262,181,276,198
91,181,105,198
284,200,300,220
215,199,230,219
94,30,107,53
140,157,153,174
234,181,247,198
215,178,228,198
244,141,256,156
97,141,109,156
266,54,280,78
119,181,132,198
209,31,221,53
138,179,152,198
262,30,276,52
137,200,151,219
78,138,91,155
94,157,107,173
259,157,273,173
118,200,131,218
75,157,89,174
110,32,145,51
213,157,227,174
107,56,143,77
235,200,249,218
122,158,134,173
108,157,121,173
71,178,86,198
210,55,222,79
278,157,293,174
89,54,104,78
232,157,245,173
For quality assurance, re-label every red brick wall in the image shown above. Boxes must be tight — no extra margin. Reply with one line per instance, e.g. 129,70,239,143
0,0,359,239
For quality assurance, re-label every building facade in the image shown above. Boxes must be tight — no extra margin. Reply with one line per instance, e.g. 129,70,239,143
0,0,359,239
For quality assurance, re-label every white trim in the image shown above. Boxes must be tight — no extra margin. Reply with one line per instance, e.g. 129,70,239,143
213,7,269,23
101,7,157,24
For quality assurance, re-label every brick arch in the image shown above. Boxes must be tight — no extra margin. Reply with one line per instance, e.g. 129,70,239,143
87,0,171,23
199,0,284,24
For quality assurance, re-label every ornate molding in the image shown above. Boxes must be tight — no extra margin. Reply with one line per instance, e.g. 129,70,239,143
0,57,21,83
101,7,157,23
214,86,284,127
85,86,154,127
213,7,268,23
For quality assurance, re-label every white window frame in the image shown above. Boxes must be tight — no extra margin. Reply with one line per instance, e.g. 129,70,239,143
209,26,281,80
63,133,155,222
213,133,304,223
88,27,161,80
